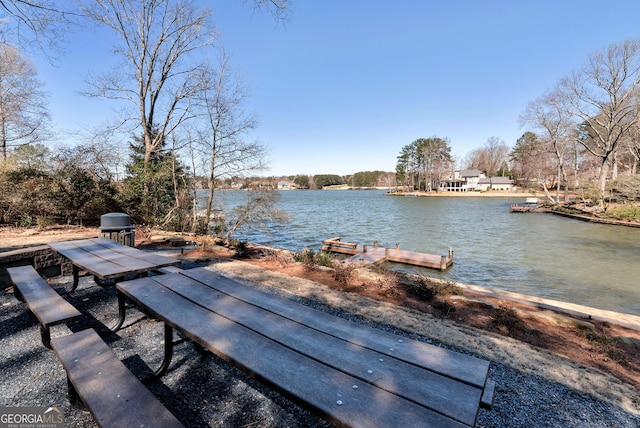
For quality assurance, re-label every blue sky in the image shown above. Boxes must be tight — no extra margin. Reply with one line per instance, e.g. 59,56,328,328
33,0,640,176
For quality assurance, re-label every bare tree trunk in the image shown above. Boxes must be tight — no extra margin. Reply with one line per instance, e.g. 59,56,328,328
541,179,556,204
598,159,610,207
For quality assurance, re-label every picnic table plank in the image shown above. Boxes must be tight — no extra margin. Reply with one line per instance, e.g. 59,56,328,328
51,328,183,428
181,267,490,388
118,278,470,428
93,238,181,266
153,273,482,426
49,240,136,278
49,238,179,279
7,266,82,328
7,265,82,347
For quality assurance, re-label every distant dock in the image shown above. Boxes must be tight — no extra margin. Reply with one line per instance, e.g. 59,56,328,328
321,237,453,271
510,197,545,213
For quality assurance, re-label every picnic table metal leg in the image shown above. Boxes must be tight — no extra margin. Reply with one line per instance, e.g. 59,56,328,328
110,290,127,332
40,326,52,349
65,265,80,293
13,286,24,302
144,323,174,383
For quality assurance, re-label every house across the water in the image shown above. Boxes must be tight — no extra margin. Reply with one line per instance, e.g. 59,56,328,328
439,170,513,192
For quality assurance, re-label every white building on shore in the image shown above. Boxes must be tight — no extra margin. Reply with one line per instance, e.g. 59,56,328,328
439,169,513,192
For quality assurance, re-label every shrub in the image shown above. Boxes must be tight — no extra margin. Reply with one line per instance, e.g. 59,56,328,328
264,249,294,266
227,239,249,258
432,299,455,317
583,330,627,364
20,215,33,228
333,263,355,284
490,305,525,332
36,216,52,230
374,273,399,296
313,251,334,267
408,277,462,301
294,247,315,263
603,205,640,221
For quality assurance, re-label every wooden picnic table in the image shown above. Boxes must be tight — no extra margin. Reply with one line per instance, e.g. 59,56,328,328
48,238,181,292
116,267,494,427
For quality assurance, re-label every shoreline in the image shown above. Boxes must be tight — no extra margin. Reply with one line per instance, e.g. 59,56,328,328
442,277,640,331
385,190,544,198
1,226,638,329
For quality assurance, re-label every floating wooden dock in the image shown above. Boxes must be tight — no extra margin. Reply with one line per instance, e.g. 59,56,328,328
510,203,535,212
321,237,453,271
510,198,544,213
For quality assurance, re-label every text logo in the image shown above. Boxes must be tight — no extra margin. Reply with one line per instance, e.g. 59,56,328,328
0,407,64,428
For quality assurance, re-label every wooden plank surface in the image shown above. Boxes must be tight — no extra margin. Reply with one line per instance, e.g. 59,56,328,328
7,266,81,327
346,245,387,264
95,238,182,266
153,272,483,426
181,267,489,388
118,278,471,428
51,328,183,428
49,238,180,279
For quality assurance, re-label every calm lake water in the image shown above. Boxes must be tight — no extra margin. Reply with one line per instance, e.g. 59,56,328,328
211,190,640,316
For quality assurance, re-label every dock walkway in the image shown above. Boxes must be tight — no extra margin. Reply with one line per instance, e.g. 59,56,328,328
322,237,453,271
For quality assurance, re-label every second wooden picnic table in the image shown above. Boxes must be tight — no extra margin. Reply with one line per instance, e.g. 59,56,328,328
116,266,495,427
48,238,181,292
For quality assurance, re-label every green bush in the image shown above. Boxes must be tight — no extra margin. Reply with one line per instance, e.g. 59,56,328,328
603,205,640,221
36,216,52,230
313,251,334,267
293,247,315,264
20,215,33,228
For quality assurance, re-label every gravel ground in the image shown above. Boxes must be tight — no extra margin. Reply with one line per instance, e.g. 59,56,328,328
1,259,638,427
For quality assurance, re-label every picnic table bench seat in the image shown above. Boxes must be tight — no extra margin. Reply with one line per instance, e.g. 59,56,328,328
7,265,82,348
51,328,183,428
116,267,494,427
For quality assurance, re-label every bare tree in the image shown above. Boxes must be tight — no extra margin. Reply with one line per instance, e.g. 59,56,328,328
223,188,288,244
521,90,575,202
556,38,640,202
465,137,510,177
81,0,291,198
618,89,640,176
0,44,49,160
81,0,217,193
246,0,291,20
0,0,75,53
419,137,453,191
191,53,268,229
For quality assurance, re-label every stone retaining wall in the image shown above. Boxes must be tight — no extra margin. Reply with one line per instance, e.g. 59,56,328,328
0,246,72,288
